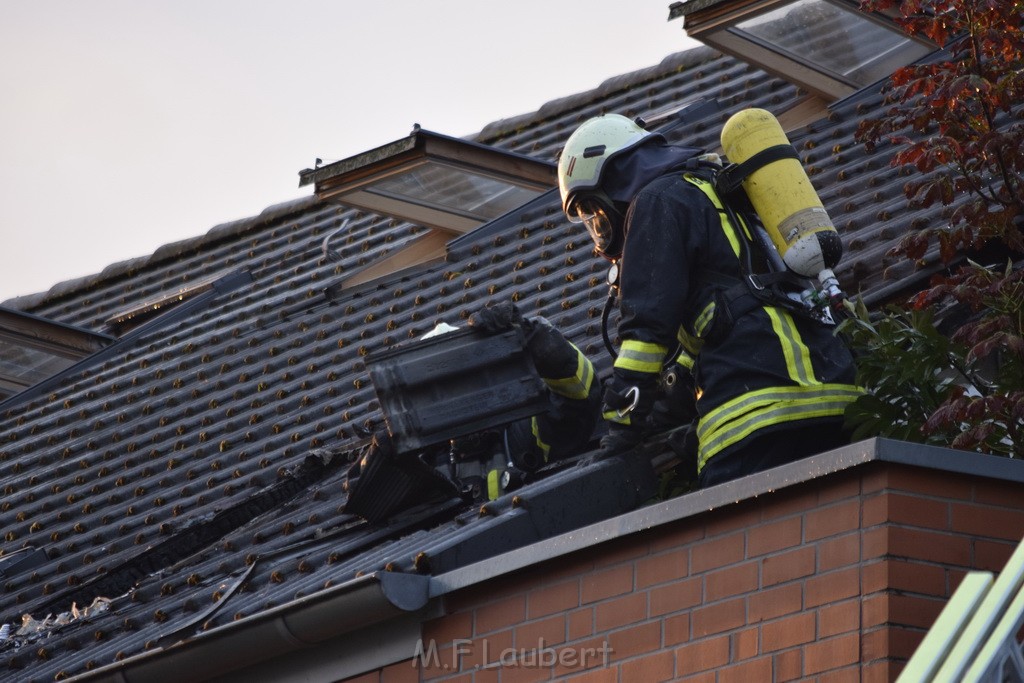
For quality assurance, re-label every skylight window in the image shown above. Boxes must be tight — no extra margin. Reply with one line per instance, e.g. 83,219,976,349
0,306,113,401
300,127,554,233
300,127,556,289
670,0,936,101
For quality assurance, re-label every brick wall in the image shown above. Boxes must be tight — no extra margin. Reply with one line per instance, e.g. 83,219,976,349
343,459,1024,683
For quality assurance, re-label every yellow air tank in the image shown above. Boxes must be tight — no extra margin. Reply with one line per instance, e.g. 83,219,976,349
720,108,842,284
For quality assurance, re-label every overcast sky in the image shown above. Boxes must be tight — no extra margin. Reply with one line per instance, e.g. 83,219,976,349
0,1,696,304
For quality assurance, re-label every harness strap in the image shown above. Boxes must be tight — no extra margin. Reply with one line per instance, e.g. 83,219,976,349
716,144,800,196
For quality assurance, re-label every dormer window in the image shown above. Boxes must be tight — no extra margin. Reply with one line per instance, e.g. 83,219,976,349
0,306,112,401
300,127,556,290
669,0,936,101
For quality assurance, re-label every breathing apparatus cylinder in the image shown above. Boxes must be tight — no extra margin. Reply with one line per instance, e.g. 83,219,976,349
720,108,842,288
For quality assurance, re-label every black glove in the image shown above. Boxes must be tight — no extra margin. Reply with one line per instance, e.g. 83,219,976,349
468,301,528,334
602,370,659,430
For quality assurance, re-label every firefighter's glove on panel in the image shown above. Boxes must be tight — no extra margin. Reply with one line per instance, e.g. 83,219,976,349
468,301,533,336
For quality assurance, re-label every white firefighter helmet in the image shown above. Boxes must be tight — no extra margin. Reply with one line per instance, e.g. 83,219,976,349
557,114,651,258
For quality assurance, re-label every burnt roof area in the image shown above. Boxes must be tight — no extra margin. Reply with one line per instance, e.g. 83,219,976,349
0,39,954,682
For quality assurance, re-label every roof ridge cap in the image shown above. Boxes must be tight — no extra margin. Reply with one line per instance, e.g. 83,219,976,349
475,46,719,144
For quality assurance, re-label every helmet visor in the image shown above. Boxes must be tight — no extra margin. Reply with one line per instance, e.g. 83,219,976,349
567,195,619,254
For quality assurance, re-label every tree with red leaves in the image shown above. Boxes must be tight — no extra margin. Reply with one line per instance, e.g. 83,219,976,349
842,0,1024,454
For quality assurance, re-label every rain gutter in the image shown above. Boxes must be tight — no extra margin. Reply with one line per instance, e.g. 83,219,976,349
70,571,438,683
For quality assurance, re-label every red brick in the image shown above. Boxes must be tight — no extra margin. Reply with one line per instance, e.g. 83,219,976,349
888,593,946,629
460,629,513,671
706,501,763,537
952,502,1024,541
607,621,661,661
863,559,947,596
552,636,612,678
676,635,729,675
731,626,759,661
861,526,888,560
761,612,815,652
817,471,862,504
515,615,566,650
805,567,860,607
562,667,616,683
690,531,745,573
649,577,702,617
804,633,859,675
528,579,579,619
619,650,675,683
568,608,593,641
581,565,632,604
817,665,861,683
476,595,526,635
818,599,860,638
863,659,902,683
705,561,759,602
863,491,949,530
381,660,418,683
862,593,888,629
691,596,745,637
593,535,649,569
762,546,815,586
718,656,772,683
817,532,860,571
885,464,975,499
499,659,553,683
863,625,923,662
595,592,646,632
887,526,972,565
746,516,802,557
805,499,861,541
748,583,802,622
976,538,1018,573
343,672,379,683
974,478,1024,508
773,649,802,682
423,611,473,648
637,548,688,588
649,520,705,553
760,485,820,520
664,612,691,647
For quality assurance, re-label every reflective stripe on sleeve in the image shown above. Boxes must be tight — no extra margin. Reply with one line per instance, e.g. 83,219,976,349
614,340,668,374
543,348,595,400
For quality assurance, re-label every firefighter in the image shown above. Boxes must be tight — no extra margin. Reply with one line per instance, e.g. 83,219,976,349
557,113,861,487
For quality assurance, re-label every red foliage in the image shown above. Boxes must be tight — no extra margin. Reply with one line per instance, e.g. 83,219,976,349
854,0,1024,455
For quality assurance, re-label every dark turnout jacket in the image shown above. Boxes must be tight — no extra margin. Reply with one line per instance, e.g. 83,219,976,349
612,169,861,474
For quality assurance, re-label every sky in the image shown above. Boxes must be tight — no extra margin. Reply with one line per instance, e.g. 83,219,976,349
0,1,698,304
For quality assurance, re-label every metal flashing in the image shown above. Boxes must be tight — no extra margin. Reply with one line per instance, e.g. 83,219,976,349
429,438,1024,597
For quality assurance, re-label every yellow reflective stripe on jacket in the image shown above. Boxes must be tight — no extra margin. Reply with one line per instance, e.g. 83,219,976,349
675,348,695,371
530,416,551,463
602,408,631,426
697,383,862,470
685,174,742,259
765,308,817,386
614,340,668,374
677,325,703,357
487,470,501,500
543,348,595,400
693,300,716,338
